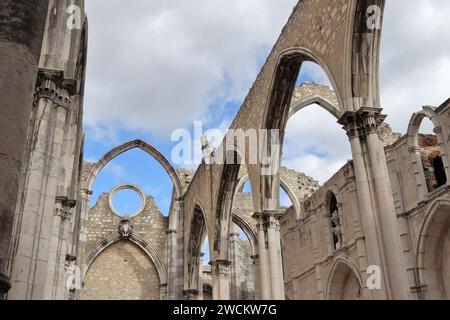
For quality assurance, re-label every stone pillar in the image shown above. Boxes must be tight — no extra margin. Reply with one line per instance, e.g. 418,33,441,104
167,197,182,300
339,112,386,299
229,223,240,300
254,213,270,300
8,70,76,300
210,260,231,300
198,253,205,300
0,0,49,298
264,211,285,300
360,108,409,300
250,255,260,300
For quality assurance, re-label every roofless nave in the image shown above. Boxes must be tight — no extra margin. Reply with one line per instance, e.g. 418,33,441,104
0,0,449,300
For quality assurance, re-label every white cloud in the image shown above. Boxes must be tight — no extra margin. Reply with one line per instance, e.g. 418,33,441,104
84,0,298,137
380,0,450,132
84,1,450,185
283,104,351,184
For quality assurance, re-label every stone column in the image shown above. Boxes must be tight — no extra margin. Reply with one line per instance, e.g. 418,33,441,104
167,197,182,300
198,253,205,300
360,108,409,300
253,212,270,300
250,255,260,300
264,210,285,300
210,260,231,300
43,197,76,300
8,71,75,300
0,0,49,298
229,223,240,300
339,112,386,300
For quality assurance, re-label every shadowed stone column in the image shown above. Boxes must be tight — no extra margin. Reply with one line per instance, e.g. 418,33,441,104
8,70,75,300
359,108,409,300
253,212,270,300
229,223,240,300
264,210,284,300
167,197,182,299
339,109,409,300
250,255,260,299
210,259,231,300
339,111,386,299
0,0,49,298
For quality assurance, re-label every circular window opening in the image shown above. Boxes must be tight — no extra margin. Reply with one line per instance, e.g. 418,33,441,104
110,187,144,217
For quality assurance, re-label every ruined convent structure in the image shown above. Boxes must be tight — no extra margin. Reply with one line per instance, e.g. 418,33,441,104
1,0,449,300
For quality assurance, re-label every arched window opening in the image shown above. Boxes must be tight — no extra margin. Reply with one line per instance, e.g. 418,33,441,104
328,193,342,251
433,156,447,188
279,186,294,210
229,222,255,300
418,118,447,192
281,61,350,197
90,148,173,216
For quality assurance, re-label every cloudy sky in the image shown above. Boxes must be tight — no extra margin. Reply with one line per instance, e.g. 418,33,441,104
83,0,450,214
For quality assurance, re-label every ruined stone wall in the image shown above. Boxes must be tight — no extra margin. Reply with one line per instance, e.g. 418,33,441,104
280,161,364,300
82,240,161,300
81,190,168,300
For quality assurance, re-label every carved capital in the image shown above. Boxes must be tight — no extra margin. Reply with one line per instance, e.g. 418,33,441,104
55,197,76,220
210,259,231,276
34,68,77,109
339,108,386,139
183,289,199,300
118,219,133,239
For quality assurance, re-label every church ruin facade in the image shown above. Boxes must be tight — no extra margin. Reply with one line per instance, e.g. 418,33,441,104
0,0,449,300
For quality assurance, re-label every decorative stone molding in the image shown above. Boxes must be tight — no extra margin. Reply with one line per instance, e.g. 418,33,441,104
118,219,134,239
55,196,76,220
183,289,199,300
108,183,146,218
34,68,77,109
338,108,387,140
210,260,231,277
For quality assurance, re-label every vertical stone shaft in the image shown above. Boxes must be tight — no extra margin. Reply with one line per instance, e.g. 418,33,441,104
255,214,270,299
346,127,386,299
8,82,70,299
265,211,284,300
0,0,49,296
364,116,409,299
229,223,240,300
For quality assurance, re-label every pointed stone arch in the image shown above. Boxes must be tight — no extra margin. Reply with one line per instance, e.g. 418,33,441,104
415,199,450,299
407,107,450,199
82,233,168,299
83,139,182,199
326,256,364,300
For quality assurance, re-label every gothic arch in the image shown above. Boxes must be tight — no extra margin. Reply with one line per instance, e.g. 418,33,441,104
236,173,301,219
185,203,209,292
407,106,440,148
407,107,449,198
82,233,168,298
214,149,242,260
325,189,346,252
260,47,345,212
231,213,257,255
415,199,450,299
326,256,364,300
288,92,342,120
83,139,182,199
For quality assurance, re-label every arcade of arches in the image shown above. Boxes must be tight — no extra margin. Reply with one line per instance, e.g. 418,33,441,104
1,0,450,300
